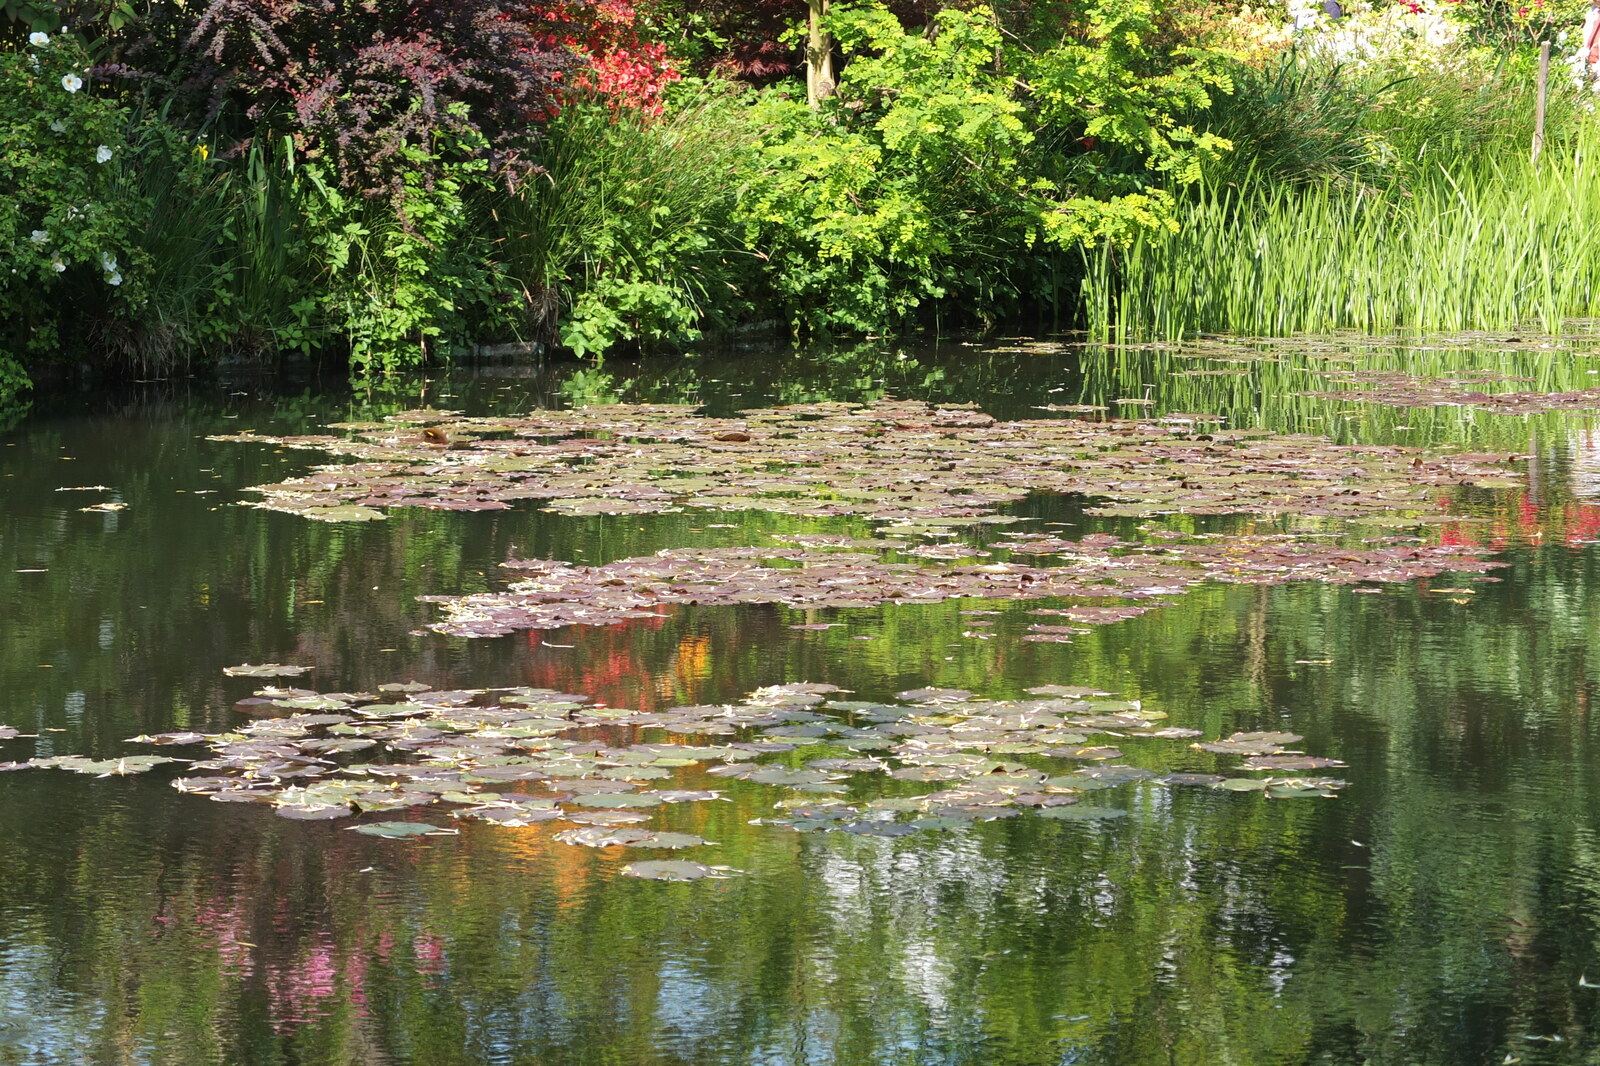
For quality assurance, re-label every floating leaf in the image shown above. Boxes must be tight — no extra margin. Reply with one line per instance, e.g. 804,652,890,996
464,807,562,825
554,826,656,847
566,810,652,826
33,755,178,776
1158,773,1226,786
276,804,353,820
1242,755,1346,771
895,688,976,703
352,821,454,838
127,731,208,746
224,663,311,678
569,792,663,808
620,860,729,881
841,821,917,837
302,505,386,522
1036,806,1129,821
626,832,710,850
908,816,971,831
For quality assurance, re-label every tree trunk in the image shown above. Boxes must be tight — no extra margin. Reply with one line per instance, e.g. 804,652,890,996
806,0,835,107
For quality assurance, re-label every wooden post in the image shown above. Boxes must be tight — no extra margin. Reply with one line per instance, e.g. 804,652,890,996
807,0,835,108
1533,40,1551,164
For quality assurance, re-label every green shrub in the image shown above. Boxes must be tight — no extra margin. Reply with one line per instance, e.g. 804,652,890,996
737,0,1231,335
296,128,507,375
0,30,140,397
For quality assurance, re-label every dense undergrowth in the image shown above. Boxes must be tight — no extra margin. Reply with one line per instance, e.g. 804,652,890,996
2,0,1598,405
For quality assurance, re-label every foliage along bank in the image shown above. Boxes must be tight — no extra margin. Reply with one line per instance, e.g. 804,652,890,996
1,0,1594,406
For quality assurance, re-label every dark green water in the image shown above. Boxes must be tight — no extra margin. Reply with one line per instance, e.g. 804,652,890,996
5,340,1600,1065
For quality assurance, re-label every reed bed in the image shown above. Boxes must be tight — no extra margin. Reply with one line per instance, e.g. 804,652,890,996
1086,136,1600,341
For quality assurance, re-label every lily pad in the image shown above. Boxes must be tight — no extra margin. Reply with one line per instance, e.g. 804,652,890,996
1036,805,1129,821
625,832,711,849
224,663,311,678
351,821,454,838
619,860,728,881
566,810,653,826
276,804,353,820
569,792,663,808
554,826,656,847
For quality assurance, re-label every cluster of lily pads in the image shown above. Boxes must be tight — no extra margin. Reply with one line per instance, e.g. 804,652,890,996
0,678,1348,877
209,399,1520,526
1302,369,1600,414
422,534,1503,639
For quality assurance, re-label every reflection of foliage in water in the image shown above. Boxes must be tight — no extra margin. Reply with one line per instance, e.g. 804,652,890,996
1074,331,1600,448
8,338,1600,1062
0,389,29,433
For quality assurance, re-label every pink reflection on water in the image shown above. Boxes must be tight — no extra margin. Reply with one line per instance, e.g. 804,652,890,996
413,931,447,976
267,933,341,1031
192,892,256,980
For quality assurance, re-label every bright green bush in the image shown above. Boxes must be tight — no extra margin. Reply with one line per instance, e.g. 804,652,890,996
737,0,1231,334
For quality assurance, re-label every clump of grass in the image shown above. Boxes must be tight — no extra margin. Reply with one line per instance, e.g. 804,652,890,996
495,85,760,357
1190,53,1380,188
1086,131,1600,341
1192,47,1581,192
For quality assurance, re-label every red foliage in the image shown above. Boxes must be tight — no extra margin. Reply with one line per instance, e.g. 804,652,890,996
539,0,681,113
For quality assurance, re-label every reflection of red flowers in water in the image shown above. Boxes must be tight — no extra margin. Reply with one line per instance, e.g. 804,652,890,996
524,609,674,710
1437,489,1600,549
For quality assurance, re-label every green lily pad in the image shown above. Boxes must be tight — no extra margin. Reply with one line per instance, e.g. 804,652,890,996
619,860,729,881
276,804,353,820
224,663,311,678
566,810,653,826
624,832,710,849
352,821,454,838
302,504,387,522
555,826,656,847
1036,805,1129,821
908,816,971,831
570,792,663,808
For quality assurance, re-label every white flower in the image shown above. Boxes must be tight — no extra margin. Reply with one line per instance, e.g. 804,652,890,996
61,73,82,93
49,119,66,133
50,257,66,273
95,145,113,164
99,252,117,272
29,31,49,46
29,230,49,245
107,272,122,287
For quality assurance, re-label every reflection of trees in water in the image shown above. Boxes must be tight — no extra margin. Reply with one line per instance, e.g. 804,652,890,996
9,349,1600,1061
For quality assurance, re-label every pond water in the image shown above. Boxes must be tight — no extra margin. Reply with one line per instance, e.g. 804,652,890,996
4,337,1600,1065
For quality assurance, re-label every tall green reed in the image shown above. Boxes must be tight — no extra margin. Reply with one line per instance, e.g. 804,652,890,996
1086,131,1600,341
